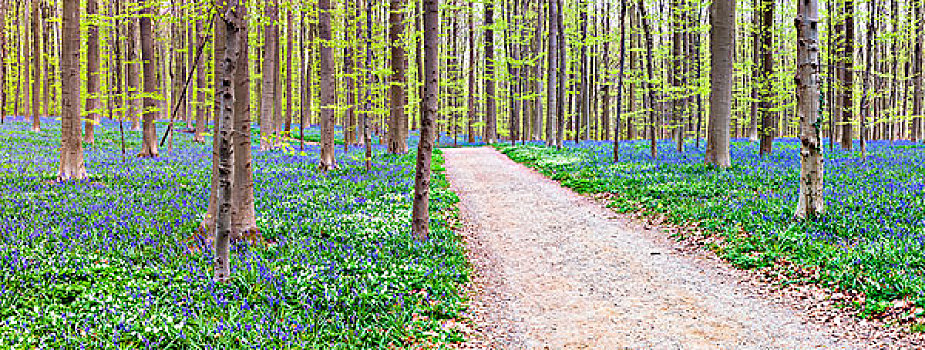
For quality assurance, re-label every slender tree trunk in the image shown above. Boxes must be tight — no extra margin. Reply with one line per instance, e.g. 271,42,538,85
614,1,626,162
484,0,497,143
638,0,658,158
795,0,824,218
555,0,566,148
83,0,100,141
285,7,294,135
31,0,41,131
139,2,158,157
913,0,923,142
58,0,86,181
412,0,438,240
758,0,776,156
213,0,242,283
127,4,141,131
841,0,855,149
344,3,356,146
194,16,207,143
388,0,409,153
260,0,279,150
706,0,734,168
319,0,337,170
545,0,558,146
0,1,5,122
467,6,477,144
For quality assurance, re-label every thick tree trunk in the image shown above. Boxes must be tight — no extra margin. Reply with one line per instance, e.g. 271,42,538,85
139,3,158,157
387,0,409,154
58,0,86,181
706,0,734,168
318,0,337,170
795,0,825,218
545,0,558,146
484,0,497,143
228,3,256,241
412,0,438,240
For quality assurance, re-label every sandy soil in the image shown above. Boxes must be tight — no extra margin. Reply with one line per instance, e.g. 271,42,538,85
444,147,873,350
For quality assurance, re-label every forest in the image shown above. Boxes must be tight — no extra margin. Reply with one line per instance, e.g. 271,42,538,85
2,0,925,348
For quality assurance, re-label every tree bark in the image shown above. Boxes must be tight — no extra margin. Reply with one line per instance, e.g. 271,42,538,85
840,0,855,148
412,0,439,240
637,0,658,159
260,0,279,151
58,0,86,181
127,2,141,131
387,0,409,154
83,0,101,141
706,0,734,168
484,0,497,143
318,0,337,170
194,16,207,143
614,1,626,162
213,0,242,283
795,0,825,218
139,2,159,157
758,0,777,156
31,0,41,132
285,6,294,135
231,2,256,241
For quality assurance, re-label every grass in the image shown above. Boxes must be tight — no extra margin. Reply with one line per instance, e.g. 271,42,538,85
497,138,925,317
0,117,468,349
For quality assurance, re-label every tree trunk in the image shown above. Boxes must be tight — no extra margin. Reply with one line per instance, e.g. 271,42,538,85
913,0,924,142
344,3,356,146
795,0,825,218
213,0,242,283
484,0,497,143
614,1,626,162
83,0,100,141
706,0,734,168
637,0,658,159
139,2,158,157
127,3,141,131
412,0,438,240
229,2,256,242
58,0,86,181
285,7,294,135
260,0,279,151
387,0,409,154
31,0,41,131
194,16,207,143
318,0,337,170
758,0,776,156
468,6,477,144
841,0,855,149
555,0,566,148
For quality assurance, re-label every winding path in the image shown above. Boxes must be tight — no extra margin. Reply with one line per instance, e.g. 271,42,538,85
444,147,866,350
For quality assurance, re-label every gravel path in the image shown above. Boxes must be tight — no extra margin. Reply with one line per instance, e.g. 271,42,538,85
444,147,869,350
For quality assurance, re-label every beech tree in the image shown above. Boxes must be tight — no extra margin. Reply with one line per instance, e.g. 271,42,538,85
796,0,825,218
412,0,439,240
139,3,158,158
260,0,279,151
387,0,408,154
318,0,336,170
58,0,85,181
705,0,734,168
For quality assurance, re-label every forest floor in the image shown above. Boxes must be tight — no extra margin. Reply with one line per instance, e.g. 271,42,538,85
444,147,888,349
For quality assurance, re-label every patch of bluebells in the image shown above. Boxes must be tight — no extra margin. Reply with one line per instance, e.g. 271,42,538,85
499,138,925,305
0,117,467,348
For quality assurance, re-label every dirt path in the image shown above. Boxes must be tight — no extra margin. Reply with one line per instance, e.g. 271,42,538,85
445,147,869,350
